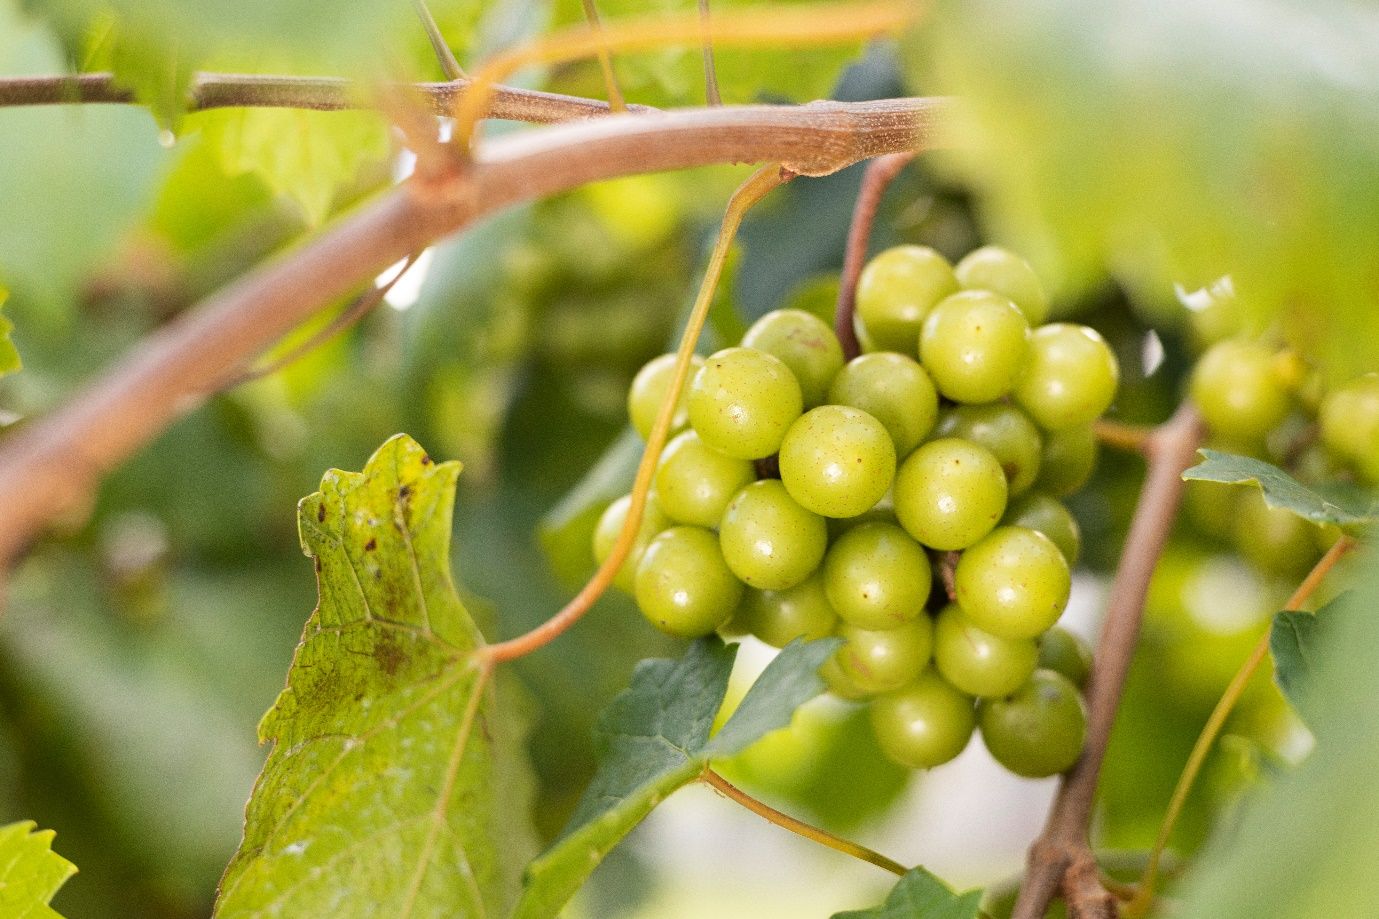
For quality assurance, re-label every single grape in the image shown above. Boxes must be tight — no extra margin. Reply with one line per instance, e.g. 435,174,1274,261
978,669,1087,778
738,571,838,648
933,603,1039,698
954,246,1050,325
829,618,934,695
827,352,939,457
1233,488,1319,578
741,309,845,408
1014,324,1120,431
1037,626,1092,689
688,347,803,459
918,290,1031,404
719,480,827,590
893,438,1008,550
1319,373,1379,482
954,526,1070,639
854,245,958,354
821,655,873,701
634,526,743,637
1035,424,1099,497
778,405,896,518
1188,339,1290,444
655,431,755,528
870,670,976,769
823,521,932,629
627,353,704,440
1001,492,1081,566
592,493,671,592
935,403,1043,496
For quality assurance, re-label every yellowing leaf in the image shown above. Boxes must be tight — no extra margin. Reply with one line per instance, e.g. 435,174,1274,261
0,821,77,919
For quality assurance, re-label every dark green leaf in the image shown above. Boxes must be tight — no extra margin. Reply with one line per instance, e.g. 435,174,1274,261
707,637,841,755
1271,595,1353,727
832,866,982,919
0,821,77,919
1183,450,1377,527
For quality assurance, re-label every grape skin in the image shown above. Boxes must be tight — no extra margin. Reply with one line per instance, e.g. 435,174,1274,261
718,479,828,590
592,493,671,592
893,438,1008,551
634,526,743,637
688,347,803,459
742,309,845,408
854,245,958,354
1014,323,1120,431
954,526,1071,640
655,430,755,528
978,669,1087,778
828,352,939,458
919,290,1031,404
822,521,933,630
778,405,897,518
628,352,704,440
870,670,976,769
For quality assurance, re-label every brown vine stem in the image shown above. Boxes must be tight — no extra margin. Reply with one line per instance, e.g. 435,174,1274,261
833,151,914,359
485,164,790,664
1125,532,1358,918
1011,402,1204,919
701,768,907,877
1093,420,1155,454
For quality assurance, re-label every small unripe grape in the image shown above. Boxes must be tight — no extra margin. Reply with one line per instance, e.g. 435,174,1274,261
1035,425,1099,497
821,655,873,701
592,493,671,592
1037,626,1092,690
655,431,755,528
634,526,743,637
741,309,845,408
718,480,827,590
1319,373,1379,482
870,670,976,769
1233,489,1319,578
688,347,803,459
954,245,1050,325
933,603,1039,698
1014,324,1120,430
738,571,837,648
978,669,1087,778
893,439,1008,551
778,405,896,518
1002,492,1081,566
830,618,934,695
823,521,932,630
955,526,1070,639
936,403,1043,496
1189,339,1290,443
628,353,704,440
919,290,1031,404
854,245,958,354
827,352,939,457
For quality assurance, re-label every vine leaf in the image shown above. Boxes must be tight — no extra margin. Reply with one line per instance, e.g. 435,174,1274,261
513,635,840,919
0,821,77,919
215,434,537,918
1182,450,1378,527
1271,594,1353,728
831,866,982,919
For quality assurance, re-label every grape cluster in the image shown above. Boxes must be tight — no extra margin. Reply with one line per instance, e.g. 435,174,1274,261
597,245,1117,779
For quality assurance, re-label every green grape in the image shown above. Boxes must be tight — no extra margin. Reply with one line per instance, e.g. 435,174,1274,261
1233,489,1319,578
655,431,756,528
869,670,976,769
829,618,934,695
1182,277,1243,349
592,493,671,592
822,654,873,701
933,602,1039,698
634,526,743,637
935,403,1043,496
718,480,827,590
1037,626,1092,690
822,521,932,629
1035,425,1099,497
688,347,803,459
627,352,704,440
954,526,1070,639
1188,339,1290,443
1001,492,1081,566
1014,324,1120,431
854,245,958,354
738,571,838,648
893,438,1008,550
741,309,845,408
827,352,939,457
918,290,1031,404
953,245,1050,325
778,405,896,518
978,669,1087,778
1319,373,1379,482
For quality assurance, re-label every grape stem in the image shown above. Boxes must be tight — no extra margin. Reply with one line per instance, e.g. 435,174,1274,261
939,550,960,601
1092,420,1155,454
579,0,630,113
834,151,915,359
700,768,907,877
411,0,467,81
1011,402,1204,919
698,0,723,105
1125,533,1357,918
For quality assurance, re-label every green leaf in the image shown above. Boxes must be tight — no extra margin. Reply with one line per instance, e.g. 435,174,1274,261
0,821,77,919
215,434,538,918
831,866,982,919
1270,596,1353,728
514,635,839,919
0,288,18,377
1182,449,1378,528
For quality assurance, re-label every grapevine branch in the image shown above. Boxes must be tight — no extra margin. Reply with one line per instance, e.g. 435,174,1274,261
1012,402,1205,919
834,151,915,359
